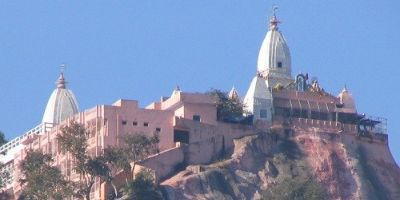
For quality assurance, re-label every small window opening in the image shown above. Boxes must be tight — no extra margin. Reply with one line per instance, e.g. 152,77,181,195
277,62,283,68
132,121,138,126
156,128,161,132
122,120,127,125
143,122,149,127
260,109,268,118
193,115,201,122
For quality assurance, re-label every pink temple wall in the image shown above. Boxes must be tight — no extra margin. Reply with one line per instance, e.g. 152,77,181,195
139,118,262,182
102,99,175,151
138,147,185,181
12,92,218,199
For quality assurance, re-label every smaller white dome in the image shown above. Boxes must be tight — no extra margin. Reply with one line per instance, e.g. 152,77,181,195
244,76,270,101
243,75,273,121
42,73,79,125
338,87,356,113
171,85,181,97
228,86,239,100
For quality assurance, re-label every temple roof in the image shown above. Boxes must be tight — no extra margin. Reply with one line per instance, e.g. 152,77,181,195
337,86,357,114
228,86,239,100
42,72,79,125
257,8,292,83
243,76,271,102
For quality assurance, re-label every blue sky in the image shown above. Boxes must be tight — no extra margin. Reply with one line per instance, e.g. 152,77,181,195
0,1,399,164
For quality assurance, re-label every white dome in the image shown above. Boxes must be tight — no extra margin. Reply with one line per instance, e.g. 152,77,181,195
338,87,356,114
243,75,273,120
257,14,292,87
42,73,79,124
244,76,270,102
228,86,239,100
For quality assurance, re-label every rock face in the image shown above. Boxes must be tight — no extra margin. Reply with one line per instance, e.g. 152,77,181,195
161,129,400,200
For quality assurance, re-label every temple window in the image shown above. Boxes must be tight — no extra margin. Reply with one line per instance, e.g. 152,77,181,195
122,120,127,125
132,121,138,126
193,115,201,122
260,109,268,118
143,122,149,127
156,128,161,132
277,62,283,68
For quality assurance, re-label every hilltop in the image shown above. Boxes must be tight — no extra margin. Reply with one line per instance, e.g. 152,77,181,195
160,125,400,200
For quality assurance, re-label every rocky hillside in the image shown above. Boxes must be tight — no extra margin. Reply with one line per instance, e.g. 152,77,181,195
160,129,400,200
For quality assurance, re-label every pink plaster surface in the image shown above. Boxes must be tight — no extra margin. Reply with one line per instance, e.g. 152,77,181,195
12,92,219,199
148,91,217,125
139,147,185,181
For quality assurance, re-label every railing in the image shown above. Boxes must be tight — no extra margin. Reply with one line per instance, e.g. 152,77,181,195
291,118,341,130
368,116,387,135
0,123,44,154
288,115,387,136
287,117,360,134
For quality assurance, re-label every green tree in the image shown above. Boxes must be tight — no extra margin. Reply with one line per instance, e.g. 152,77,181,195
0,131,7,147
122,133,159,178
57,120,111,200
122,170,163,200
207,89,244,122
0,162,11,199
0,162,10,189
263,176,326,200
18,150,72,200
103,146,131,198
0,131,9,199
103,133,160,198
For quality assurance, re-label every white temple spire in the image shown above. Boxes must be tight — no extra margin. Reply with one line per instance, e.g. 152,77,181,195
244,7,294,122
257,7,293,88
228,86,239,100
337,85,356,114
42,66,79,125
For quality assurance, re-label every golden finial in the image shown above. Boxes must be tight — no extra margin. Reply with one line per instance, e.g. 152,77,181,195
57,64,67,89
60,63,65,73
269,6,280,30
272,5,278,17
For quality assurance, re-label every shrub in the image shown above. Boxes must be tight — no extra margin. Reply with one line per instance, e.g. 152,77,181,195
122,170,163,200
263,176,326,200
206,89,244,122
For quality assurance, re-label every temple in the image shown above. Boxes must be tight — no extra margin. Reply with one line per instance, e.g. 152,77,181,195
42,71,79,125
0,8,389,199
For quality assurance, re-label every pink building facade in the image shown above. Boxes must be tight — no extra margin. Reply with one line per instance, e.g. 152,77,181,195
9,88,218,199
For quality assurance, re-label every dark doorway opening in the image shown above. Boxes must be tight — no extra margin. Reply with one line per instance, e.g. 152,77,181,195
174,130,190,144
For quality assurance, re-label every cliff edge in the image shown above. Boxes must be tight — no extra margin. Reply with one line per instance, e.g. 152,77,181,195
160,128,400,200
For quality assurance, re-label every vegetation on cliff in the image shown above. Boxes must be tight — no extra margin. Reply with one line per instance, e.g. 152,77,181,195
262,176,325,200
207,89,245,122
120,169,163,200
261,137,326,200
